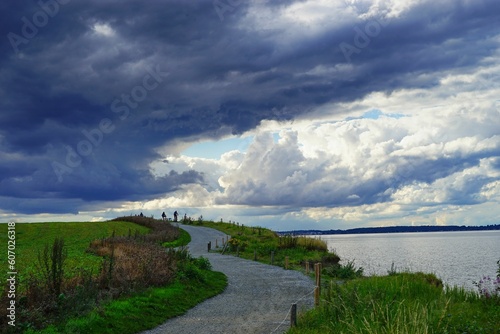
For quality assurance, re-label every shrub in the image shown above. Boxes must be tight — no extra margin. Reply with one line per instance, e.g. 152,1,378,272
325,260,364,279
177,255,212,283
195,257,212,271
321,253,341,267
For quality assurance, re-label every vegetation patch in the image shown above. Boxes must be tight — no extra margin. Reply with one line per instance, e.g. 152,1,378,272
162,228,191,248
288,268,500,333
25,267,227,334
0,221,150,287
189,220,355,279
0,217,227,333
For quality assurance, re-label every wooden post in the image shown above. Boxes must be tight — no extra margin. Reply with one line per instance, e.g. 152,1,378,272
315,263,322,287
314,263,322,306
290,303,297,327
314,286,320,306
215,239,218,248
318,262,322,283
207,241,211,252
305,261,309,274
271,251,275,265
254,249,257,261
285,256,289,270
236,245,240,257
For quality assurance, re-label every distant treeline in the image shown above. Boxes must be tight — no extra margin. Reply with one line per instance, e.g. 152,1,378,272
278,224,500,236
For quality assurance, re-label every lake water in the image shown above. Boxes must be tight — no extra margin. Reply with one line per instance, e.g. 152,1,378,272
320,230,500,291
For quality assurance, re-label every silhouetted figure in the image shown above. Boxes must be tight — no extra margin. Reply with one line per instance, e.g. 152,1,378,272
162,212,166,221
173,211,178,222
139,212,144,217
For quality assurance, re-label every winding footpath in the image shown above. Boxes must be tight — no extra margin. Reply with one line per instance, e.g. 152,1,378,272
141,224,315,334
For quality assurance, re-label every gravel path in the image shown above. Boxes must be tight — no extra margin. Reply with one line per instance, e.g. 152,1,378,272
141,224,315,334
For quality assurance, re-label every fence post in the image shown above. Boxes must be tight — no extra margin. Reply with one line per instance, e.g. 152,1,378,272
207,241,211,252
314,263,322,306
236,245,240,257
314,286,320,307
305,261,309,274
290,303,297,327
254,249,257,261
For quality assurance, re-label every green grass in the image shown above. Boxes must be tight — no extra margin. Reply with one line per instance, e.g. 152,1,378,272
25,270,227,334
1,221,228,334
288,272,500,334
0,221,149,287
162,228,191,248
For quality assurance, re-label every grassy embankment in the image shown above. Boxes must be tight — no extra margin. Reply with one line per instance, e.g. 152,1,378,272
198,220,340,269
288,271,500,333
0,218,225,334
185,219,500,333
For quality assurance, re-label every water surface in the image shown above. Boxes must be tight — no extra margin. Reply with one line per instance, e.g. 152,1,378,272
321,230,500,290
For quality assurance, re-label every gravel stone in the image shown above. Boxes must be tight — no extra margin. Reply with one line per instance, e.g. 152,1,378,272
140,224,315,334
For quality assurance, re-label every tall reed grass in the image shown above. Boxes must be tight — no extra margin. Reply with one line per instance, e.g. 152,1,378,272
289,272,500,333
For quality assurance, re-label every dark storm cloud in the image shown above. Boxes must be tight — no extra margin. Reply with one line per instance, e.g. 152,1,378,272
1,0,499,214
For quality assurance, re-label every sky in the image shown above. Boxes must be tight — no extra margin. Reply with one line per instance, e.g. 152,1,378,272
1,0,499,231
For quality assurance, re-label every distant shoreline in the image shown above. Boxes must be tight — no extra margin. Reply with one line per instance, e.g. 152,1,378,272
278,224,500,236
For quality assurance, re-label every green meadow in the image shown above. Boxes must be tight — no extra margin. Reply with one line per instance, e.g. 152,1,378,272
0,219,226,333
0,221,149,287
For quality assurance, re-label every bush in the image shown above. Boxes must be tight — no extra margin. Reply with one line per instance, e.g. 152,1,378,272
89,239,177,293
177,256,213,283
325,260,364,279
227,237,248,252
195,257,212,271
321,253,341,266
